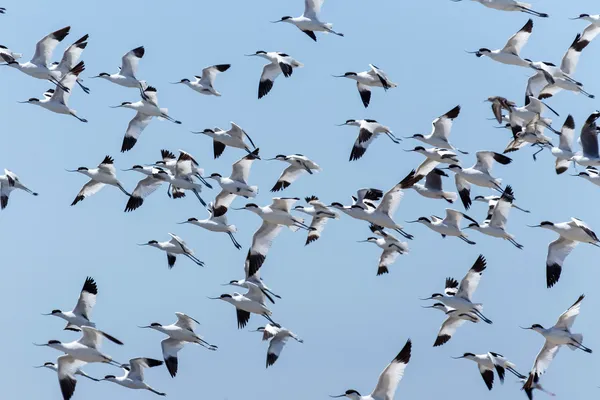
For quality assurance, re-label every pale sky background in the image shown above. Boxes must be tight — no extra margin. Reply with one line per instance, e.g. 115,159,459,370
1,0,599,399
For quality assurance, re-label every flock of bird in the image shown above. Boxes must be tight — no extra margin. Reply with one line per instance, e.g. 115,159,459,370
2,0,600,399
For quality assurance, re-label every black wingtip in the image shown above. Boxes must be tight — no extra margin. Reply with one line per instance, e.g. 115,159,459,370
433,334,450,347
132,46,145,58
215,64,231,72
266,352,278,367
546,262,561,288
82,277,98,295
393,339,412,364
71,195,84,206
377,266,389,276
471,254,487,273
124,196,143,212
270,181,290,192
446,105,461,119
164,356,177,378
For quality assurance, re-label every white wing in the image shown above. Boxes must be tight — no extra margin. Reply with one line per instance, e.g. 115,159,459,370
168,233,193,255
370,340,412,400
198,64,230,87
488,187,513,229
501,19,533,55
273,165,305,188
123,112,153,151
554,294,584,330
250,222,284,258
120,46,144,78
443,209,476,228
377,184,403,216
161,338,185,378
130,175,163,199
261,324,282,341
127,358,163,382
303,0,323,19
73,180,105,204
214,190,237,215
57,355,86,400
582,23,600,43
55,34,87,74
175,312,199,331
266,332,291,367
31,26,70,66
244,281,266,304
51,61,84,104
72,277,97,321
271,197,299,212
434,316,466,347
431,105,460,140
259,63,282,96
306,216,330,244
455,174,471,209
456,255,486,301
560,34,588,76
546,237,578,288
528,342,560,381
231,153,256,183
559,115,575,151
525,71,549,99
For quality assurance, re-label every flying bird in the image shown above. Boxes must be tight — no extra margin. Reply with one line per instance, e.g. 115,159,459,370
101,358,165,396
253,323,303,368
139,233,205,268
338,119,400,161
67,156,130,205
268,154,321,192
406,105,467,154
50,34,90,93
172,64,231,96
271,0,343,41
293,196,339,245
0,169,38,209
193,121,257,159
43,277,99,332
407,208,477,245
209,282,276,329
91,46,145,88
358,224,409,275
178,203,242,250
451,0,548,17
246,51,304,99
333,64,397,108
467,19,534,67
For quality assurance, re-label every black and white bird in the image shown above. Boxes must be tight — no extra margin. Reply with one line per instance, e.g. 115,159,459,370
67,156,130,206
252,323,303,368
139,312,217,378
92,46,145,88
112,85,182,152
101,358,165,396
571,14,600,42
406,105,467,154
271,0,343,41
268,154,321,192
338,119,400,161
226,260,282,304
407,208,477,245
421,255,493,324
522,294,591,392
452,352,498,391
19,61,88,122
528,218,599,287
161,150,209,206
178,203,242,250
333,64,397,108
487,352,527,382
246,51,303,99
329,188,383,221
445,151,512,209
358,224,409,275
400,168,457,203
472,194,530,214
293,196,339,245
43,277,98,332
526,34,593,99
34,327,124,400
467,19,533,67
574,167,600,187
451,0,548,17
208,149,260,217
0,169,38,209
239,197,313,276
0,26,72,91
209,282,276,329
172,64,231,96
330,339,411,400
123,167,169,212
423,296,478,347
194,121,257,159
465,186,523,249
138,233,204,268
0,44,22,59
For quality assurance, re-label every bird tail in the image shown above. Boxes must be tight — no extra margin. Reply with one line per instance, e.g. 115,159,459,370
568,333,583,351
292,61,304,68
250,186,259,196
12,53,23,59
229,225,238,233
517,1,532,7
472,303,483,311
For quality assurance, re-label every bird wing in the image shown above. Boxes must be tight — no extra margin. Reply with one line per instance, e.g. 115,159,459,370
57,355,86,400
168,233,192,254
370,340,412,400
501,19,533,55
274,165,304,189
96,155,116,175
377,183,403,216
473,151,495,174
379,247,400,272
78,326,102,348
214,190,237,216
527,342,560,384
175,312,199,331
175,151,197,178
262,324,282,340
51,61,85,104
582,23,600,43
488,186,513,229
56,34,88,74
31,26,70,66
230,154,256,183
266,333,290,367
131,175,163,199
579,113,600,158
478,363,495,390
161,338,185,378
73,180,105,204
249,222,284,265
303,0,323,19
72,277,97,321
456,255,486,301
455,174,471,210
128,358,162,381
198,64,230,87
555,294,585,330
546,237,578,288
227,122,246,140
356,188,383,205
244,281,266,304
307,215,330,243
122,112,152,151
559,115,575,151
271,197,299,212
445,277,459,296
433,316,465,347
120,46,144,78
560,34,588,76
423,168,446,191
356,83,371,108
431,105,460,140
260,63,282,87
525,71,549,101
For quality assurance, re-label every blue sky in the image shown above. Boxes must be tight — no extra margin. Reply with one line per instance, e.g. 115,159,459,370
1,0,600,398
